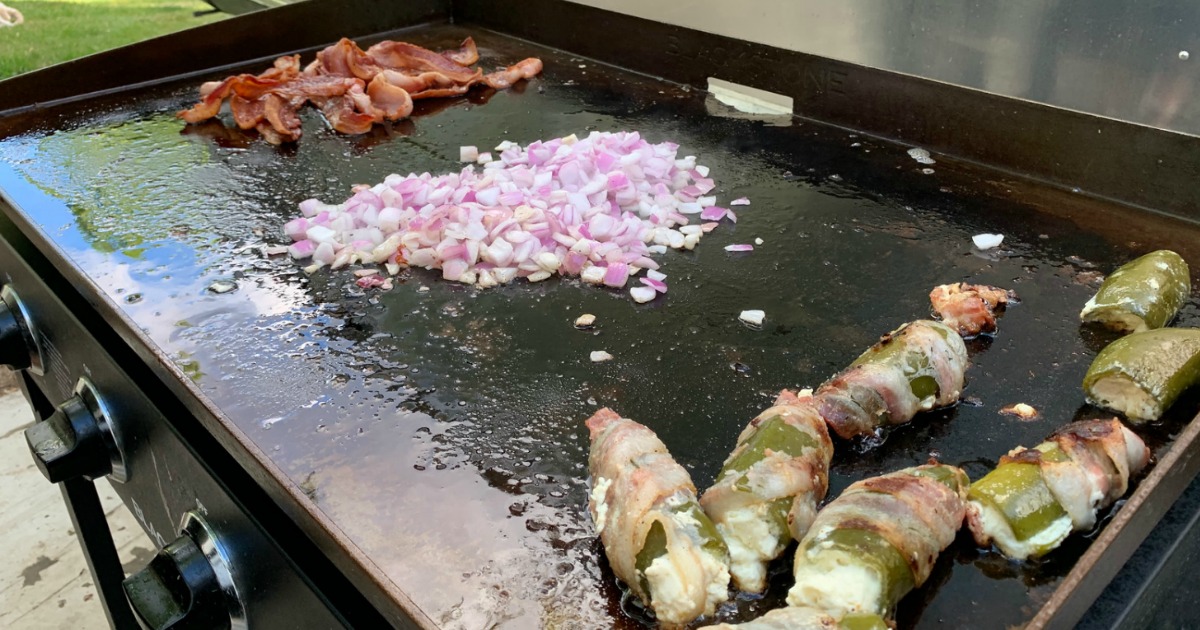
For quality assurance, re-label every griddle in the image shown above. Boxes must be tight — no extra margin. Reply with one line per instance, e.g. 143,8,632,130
2,1,1200,627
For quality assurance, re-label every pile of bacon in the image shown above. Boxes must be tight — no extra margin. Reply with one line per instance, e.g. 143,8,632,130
178,37,542,144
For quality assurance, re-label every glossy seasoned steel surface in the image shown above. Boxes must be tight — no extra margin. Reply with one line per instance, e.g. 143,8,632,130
2,23,1200,629
575,0,1200,137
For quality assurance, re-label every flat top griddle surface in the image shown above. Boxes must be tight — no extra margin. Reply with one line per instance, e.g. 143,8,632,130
3,23,1200,629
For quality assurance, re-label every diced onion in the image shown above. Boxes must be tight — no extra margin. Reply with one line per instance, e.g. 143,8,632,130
283,131,748,301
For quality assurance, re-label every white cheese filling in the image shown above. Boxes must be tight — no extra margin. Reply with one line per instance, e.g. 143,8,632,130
643,540,730,624
588,477,612,534
717,506,780,592
787,550,882,618
969,499,1072,560
1088,376,1159,422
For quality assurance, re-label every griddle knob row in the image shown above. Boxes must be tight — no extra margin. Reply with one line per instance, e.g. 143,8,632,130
0,285,43,373
124,512,245,630
24,377,127,483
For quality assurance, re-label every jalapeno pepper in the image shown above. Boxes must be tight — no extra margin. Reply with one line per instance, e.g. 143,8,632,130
634,497,728,604
840,613,890,630
1080,250,1190,333
717,415,819,484
1083,327,1200,423
803,527,917,615
849,320,961,404
968,462,1069,555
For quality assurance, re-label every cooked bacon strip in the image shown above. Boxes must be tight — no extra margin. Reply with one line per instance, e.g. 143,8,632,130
367,40,484,83
262,93,303,143
483,58,545,89
586,409,730,626
314,92,377,136
179,35,541,143
441,36,479,66
366,74,414,120
229,95,265,130
929,282,1015,338
310,37,381,80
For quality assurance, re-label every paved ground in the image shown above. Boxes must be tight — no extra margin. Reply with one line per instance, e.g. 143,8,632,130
0,387,150,629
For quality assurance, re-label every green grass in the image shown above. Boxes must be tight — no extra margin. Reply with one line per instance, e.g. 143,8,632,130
0,0,226,80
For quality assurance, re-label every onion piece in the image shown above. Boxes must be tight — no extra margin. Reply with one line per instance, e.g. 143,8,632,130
725,244,754,252
288,240,315,259
730,197,750,206
739,309,765,326
640,277,668,293
972,233,1004,250
630,286,657,303
603,262,630,288
590,350,614,362
700,206,727,221
460,146,479,162
581,265,607,284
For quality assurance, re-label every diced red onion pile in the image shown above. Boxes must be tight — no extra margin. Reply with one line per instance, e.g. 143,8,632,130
284,131,743,301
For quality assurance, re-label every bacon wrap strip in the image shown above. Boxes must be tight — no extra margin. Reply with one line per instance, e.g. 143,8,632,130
966,418,1149,560
787,464,970,620
699,389,833,593
178,36,541,144
586,409,730,626
814,320,968,440
929,282,1016,338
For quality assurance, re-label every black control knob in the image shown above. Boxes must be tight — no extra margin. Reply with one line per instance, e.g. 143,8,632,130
0,299,31,369
0,286,41,373
124,512,243,630
123,536,230,630
25,395,113,482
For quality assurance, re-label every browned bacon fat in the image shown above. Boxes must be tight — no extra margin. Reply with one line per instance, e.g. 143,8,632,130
929,282,1015,337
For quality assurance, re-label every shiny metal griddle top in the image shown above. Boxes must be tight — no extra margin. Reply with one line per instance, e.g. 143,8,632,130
2,23,1200,629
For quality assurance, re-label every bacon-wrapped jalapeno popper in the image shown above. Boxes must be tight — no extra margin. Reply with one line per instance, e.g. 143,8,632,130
815,320,968,439
708,606,887,630
1080,249,1190,334
700,390,834,593
966,418,1149,560
786,464,969,619
586,409,730,625
1083,328,1200,423
929,282,1015,338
